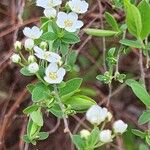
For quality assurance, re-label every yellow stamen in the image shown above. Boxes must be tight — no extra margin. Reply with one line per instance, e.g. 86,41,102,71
49,72,57,80
64,20,73,27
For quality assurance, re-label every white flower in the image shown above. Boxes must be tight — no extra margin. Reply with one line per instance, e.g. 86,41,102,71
56,12,83,32
107,112,112,122
44,8,57,18
86,105,108,125
14,41,22,51
44,63,66,84
25,39,34,50
68,0,89,14
11,54,21,63
34,46,61,63
113,120,128,134
99,130,112,143
23,26,43,39
36,0,62,9
28,62,39,74
80,129,90,139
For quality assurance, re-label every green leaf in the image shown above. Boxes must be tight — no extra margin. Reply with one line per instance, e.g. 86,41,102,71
64,95,96,111
105,12,119,31
49,103,63,118
27,119,41,139
84,28,119,37
132,129,146,139
27,83,35,93
87,127,99,147
32,83,49,102
126,79,150,106
138,110,150,125
20,67,34,76
62,32,80,44
119,39,142,48
124,0,142,38
23,105,40,115
146,136,150,146
138,0,150,39
67,51,78,67
38,132,49,140
40,32,57,41
139,144,149,150
59,78,83,96
22,135,31,143
72,135,85,150
60,42,69,55
30,110,43,126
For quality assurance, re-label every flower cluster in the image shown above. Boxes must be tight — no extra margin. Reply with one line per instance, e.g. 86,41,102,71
11,0,89,85
79,105,128,145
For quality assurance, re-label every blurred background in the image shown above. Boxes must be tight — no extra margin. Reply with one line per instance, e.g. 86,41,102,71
0,0,149,150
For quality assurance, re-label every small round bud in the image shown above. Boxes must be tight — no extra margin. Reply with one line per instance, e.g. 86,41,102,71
14,41,22,52
11,54,21,63
40,42,48,50
28,62,39,74
107,112,113,122
113,120,128,134
28,55,36,63
25,39,34,51
80,129,90,139
99,130,112,143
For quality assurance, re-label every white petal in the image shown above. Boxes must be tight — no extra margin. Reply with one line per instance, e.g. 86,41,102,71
45,63,58,76
65,26,77,32
44,8,56,18
36,0,47,8
68,12,78,20
57,68,66,77
34,46,44,59
49,52,61,63
75,20,84,28
56,12,67,28
23,27,31,37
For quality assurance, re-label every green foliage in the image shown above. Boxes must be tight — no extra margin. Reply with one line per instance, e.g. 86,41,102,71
138,0,150,39
138,110,150,125
132,129,146,139
84,28,119,37
59,78,83,96
64,95,96,111
119,39,142,49
105,12,119,31
124,0,142,38
20,67,34,76
30,109,43,126
126,79,150,106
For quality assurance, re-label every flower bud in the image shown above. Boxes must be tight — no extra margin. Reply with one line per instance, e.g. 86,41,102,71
28,62,39,74
86,105,108,125
25,39,34,51
40,42,48,50
107,112,113,122
80,129,90,139
28,55,36,63
99,130,112,143
14,41,22,52
113,120,128,134
11,54,21,63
